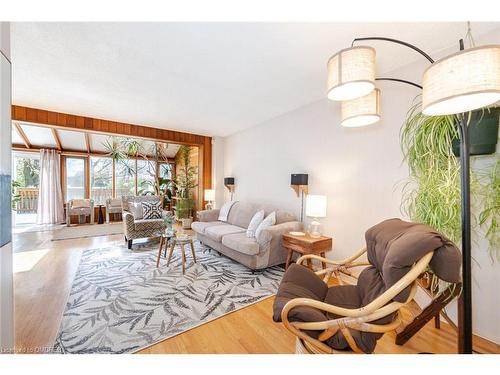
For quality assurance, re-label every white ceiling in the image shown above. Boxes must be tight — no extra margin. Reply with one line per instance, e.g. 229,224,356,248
11,22,500,137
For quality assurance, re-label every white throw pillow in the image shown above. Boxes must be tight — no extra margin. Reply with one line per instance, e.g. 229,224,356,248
255,211,276,239
246,210,265,238
129,202,144,220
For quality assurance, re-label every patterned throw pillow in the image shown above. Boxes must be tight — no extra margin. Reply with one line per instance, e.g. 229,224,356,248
141,200,163,220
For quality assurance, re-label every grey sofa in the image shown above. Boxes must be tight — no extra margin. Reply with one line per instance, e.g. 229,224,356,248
192,202,302,270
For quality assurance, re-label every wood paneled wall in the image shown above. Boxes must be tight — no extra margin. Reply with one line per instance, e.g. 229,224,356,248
12,105,212,203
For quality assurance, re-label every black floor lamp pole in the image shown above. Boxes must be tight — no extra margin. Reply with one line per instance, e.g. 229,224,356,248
458,115,473,354
351,36,473,354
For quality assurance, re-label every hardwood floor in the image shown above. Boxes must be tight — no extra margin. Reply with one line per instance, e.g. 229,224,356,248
12,229,500,354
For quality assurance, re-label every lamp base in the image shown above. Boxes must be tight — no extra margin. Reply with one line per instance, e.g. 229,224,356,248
308,220,321,238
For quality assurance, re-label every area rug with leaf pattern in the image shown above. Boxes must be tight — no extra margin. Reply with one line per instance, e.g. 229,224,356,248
53,241,284,354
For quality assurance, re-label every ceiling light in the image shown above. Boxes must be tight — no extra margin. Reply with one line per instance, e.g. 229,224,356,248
422,45,500,116
341,89,380,127
327,46,376,101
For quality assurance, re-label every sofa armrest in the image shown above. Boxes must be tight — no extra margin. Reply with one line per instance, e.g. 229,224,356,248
196,209,220,222
257,221,303,249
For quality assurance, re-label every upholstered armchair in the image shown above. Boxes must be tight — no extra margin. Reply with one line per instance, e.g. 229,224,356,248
66,199,94,226
273,219,461,354
105,198,123,223
121,195,171,249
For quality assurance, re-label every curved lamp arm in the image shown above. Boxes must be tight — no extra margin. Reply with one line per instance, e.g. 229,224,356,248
351,36,434,89
351,37,435,63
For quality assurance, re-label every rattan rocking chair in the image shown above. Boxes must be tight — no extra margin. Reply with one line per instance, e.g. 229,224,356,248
273,219,461,354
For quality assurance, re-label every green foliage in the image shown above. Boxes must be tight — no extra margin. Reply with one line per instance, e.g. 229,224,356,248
11,180,21,209
478,159,500,261
175,197,194,219
104,137,175,208
102,137,127,161
173,146,198,219
15,157,39,188
401,101,462,243
401,99,500,261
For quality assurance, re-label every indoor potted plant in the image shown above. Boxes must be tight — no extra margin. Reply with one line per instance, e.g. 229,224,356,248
173,145,198,229
401,99,500,261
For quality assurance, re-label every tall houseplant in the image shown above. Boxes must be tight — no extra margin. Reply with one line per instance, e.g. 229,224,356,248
173,145,198,229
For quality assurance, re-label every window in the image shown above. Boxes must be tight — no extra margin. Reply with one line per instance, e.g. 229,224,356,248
65,157,85,201
137,159,156,195
90,157,113,205
13,152,40,188
159,163,172,180
12,152,40,223
115,159,136,197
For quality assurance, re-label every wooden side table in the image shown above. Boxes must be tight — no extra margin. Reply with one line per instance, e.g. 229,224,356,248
158,236,197,274
282,233,333,270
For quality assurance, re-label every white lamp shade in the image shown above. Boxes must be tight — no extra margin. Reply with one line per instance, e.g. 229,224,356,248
306,195,327,218
341,88,380,127
422,45,500,116
204,189,215,201
327,46,376,101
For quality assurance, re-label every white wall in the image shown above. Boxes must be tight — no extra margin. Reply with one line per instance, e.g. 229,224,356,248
224,82,416,259
223,31,500,344
0,21,13,351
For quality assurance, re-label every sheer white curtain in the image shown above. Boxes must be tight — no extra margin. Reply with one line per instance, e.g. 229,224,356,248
37,149,64,224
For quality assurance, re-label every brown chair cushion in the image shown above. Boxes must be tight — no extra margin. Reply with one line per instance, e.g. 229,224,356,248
366,218,461,302
272,264,327,325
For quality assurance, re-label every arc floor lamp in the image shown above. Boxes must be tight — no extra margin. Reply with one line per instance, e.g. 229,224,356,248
327,34,500,354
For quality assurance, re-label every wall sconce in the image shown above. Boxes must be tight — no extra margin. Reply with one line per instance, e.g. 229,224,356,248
224,177,235,201
291,174,308,222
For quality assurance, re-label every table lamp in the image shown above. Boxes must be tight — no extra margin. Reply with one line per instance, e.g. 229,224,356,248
204,189,215,210
306,195,327,238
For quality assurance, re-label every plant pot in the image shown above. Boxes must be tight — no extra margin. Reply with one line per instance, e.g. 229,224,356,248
452,108,499,156
181,217,193,229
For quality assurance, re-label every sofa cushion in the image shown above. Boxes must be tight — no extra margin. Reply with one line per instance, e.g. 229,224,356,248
275,210,297,224
222,232,260,256
71,199,91,208
133,218,164,231
204,224,245,242
69,207,91,215
227,202,259,229
191,221,226,234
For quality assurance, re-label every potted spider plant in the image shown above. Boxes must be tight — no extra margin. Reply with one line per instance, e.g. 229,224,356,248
401,99,500,263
